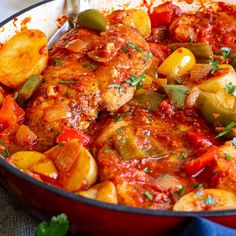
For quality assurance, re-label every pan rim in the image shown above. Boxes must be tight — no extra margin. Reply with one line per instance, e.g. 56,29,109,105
0,0,236,219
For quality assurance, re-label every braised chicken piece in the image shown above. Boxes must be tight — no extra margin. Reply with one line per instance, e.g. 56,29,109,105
26,24,152,151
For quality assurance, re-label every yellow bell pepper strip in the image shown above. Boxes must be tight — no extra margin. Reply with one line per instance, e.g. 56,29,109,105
157,47,196,79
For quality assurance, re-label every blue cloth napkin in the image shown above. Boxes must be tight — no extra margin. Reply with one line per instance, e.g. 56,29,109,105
180,217,236,236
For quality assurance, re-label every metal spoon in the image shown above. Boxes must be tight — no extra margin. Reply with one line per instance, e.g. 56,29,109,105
48,0,91,49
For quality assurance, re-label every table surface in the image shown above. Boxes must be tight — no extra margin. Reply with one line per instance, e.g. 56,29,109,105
0,2,42,235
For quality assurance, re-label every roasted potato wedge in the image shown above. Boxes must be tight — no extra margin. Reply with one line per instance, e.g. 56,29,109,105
0,30,48,88
63,146,98,192
8,151,46,169
31,158,58,179
173,189,236,211
78,181,118,204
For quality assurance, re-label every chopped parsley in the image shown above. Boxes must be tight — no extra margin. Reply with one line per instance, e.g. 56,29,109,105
35,213,69,236
127,41,143,51
177,152,188,159
0,140,10,158
178,186,186,196
232,137,236,147
117,127,124,134
195,191,204,197
143,167,152,173
55,59,62,65
221,47,231,59
59,80,80,85
122,46,129,52
202,195,216,205
142,52,153,61
210,60,219,75
147,116,153,122
225,82,236,96
82,63,97,70
193,183,204,189
145,130,151,136
114,110,132,122
215,122,235,139
126,73,145,88
144,191,153,201
103,148,111,153
108,84,123,92
225,154,231,161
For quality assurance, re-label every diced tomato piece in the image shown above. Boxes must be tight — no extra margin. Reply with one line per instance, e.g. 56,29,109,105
185,146,217,175
56,125,90,146
0,95,25,132
149,2,182,28
185,130,212,148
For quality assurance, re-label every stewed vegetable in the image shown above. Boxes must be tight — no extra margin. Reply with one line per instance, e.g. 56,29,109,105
1,1,236,211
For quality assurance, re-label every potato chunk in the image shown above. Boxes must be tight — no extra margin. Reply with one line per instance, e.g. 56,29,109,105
0,30,48,88
78,181,118,204
63,145,98,192
173,189,236,211
8,151,45,169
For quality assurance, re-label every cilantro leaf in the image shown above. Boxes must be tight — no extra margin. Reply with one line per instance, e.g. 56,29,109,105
221,47,231,59
127,42,143,51
35,213,69,236
0,140,10,158
126,73,145,88
225,82,236,96
215,122,235,139
202,195,216,205
210,60,219,75
144,191,153,201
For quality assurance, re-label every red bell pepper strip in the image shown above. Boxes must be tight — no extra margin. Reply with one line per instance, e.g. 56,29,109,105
0,95,25,132
185,130,212,148
149,2,182,28
185,146,217,175
56,125,90,146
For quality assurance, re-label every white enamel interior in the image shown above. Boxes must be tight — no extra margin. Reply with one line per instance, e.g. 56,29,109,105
0,0,235,44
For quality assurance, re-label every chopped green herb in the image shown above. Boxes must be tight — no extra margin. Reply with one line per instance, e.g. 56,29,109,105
126,73,145,88
189,35,193,43
142,52,153,61
221,47,231,59
178,186,186,196
195,191,204,197
103,148,111,153
13,92,19,100
128,41,143,51
82,63,97,70
177,152,188,159
35,213,69,236
232,137,236,146
117,128,124,134
55,59,62,65
90,63,97,70
94,55,101,59
59,80,80,85
114,110,132,122
202,195,216,205
144,191,153,201
108,84,123,92
58,142,65,147
143,167,152,173
225,82,236,96
147,116,153,122
193,183,204,189
122,46,129,52
215,122,235,139
82,63,89,68
0,140,10,158
145,130,151,136
225,154,231,161
210,60,219,75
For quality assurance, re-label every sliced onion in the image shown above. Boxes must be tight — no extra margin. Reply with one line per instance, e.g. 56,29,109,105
190,64,213,82
44,104,71,122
